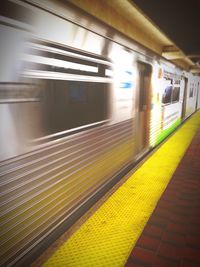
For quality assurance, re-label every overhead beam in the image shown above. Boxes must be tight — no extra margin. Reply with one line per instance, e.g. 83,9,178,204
162,51,185,60
190,67,200,74
162,45,185,60
187,54,200,58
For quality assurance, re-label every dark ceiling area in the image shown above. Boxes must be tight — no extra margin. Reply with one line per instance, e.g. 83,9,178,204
132,0,200,60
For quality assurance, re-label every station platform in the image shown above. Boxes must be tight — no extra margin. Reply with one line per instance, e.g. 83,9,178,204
31,111,200,267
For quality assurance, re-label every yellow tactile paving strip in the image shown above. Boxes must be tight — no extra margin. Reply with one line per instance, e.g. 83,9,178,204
43,111,200,267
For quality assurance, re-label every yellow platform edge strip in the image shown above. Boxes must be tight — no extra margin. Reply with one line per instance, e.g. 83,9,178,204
43,111,200,267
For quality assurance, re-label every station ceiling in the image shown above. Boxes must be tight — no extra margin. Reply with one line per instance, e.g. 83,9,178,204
69,0,200,73
132,0,200,66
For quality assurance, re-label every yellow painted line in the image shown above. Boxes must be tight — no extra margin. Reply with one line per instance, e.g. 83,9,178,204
43,111,200,267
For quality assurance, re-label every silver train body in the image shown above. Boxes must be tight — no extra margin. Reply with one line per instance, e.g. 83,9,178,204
0,0,200,266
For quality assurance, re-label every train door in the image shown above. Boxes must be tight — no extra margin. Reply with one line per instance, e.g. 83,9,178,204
195,82,199,110
181,77,188,119
137,62,152,153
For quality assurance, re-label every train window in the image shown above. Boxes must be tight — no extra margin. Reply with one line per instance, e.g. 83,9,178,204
162,84,172,104
161,78,181,104
189,84,194,97
172,86,180,102
22,40,111,139
69,85,87,102
41,80,108,135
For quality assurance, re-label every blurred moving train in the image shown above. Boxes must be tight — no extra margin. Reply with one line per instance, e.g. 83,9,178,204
0,0,200,266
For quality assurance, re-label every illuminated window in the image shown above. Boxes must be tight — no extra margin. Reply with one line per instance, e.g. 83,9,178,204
172,86,180,102
189,83,194,97
162,84,172,104
162,78,180,104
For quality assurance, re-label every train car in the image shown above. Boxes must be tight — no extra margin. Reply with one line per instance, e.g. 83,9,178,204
150,64,184,146
185,74,200,117
0,0,200,266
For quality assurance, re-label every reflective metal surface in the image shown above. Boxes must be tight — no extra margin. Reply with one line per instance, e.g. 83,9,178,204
0,1,200,266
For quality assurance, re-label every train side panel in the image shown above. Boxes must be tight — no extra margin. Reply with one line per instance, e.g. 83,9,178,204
197,78,200,109
149,65,184,146
0,1,199,266
0,2,137,266
185,74,199,117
